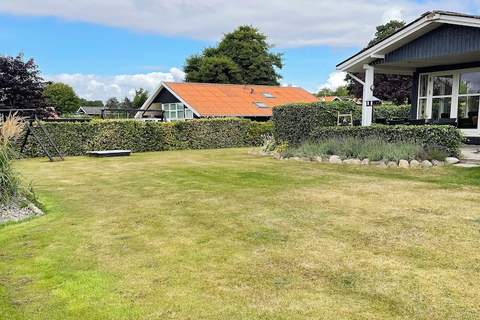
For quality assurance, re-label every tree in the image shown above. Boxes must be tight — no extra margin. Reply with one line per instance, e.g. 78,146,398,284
132,88,149,109
79,98,103,107
346,20,413,105
120,97,132,109
368,20,406,47
43,82,80,114
184,25,283,85
0,54,47,109
334,86,349,97
105,97,120,109
316,88,334,97
185,56,242,84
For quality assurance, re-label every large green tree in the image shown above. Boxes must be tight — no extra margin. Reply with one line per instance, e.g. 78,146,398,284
43,82,80,114
132,88,149,109
346,20,413,105
184,26,283,85
79,98,103,107
0,54,47,109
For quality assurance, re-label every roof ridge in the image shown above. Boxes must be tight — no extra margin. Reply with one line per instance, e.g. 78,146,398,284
164,81,300,89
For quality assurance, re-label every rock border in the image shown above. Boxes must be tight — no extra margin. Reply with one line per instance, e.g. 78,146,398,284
252,150,458,169
0,199,44,224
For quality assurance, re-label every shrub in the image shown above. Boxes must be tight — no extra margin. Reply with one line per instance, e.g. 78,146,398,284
0,115,27,204
309,125,462,157
273,101,411,145
20,118,273,158
285,138,423,162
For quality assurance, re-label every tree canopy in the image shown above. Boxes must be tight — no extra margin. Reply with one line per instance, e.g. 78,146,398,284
43,82,80,114
184,26,282,85
132,88,149,109
317,86,349,97
0,54,47,109
346,20,412,105
79,98,103,107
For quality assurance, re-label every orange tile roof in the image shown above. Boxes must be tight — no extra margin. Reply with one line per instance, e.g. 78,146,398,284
319,96,341,102
164,82,318,117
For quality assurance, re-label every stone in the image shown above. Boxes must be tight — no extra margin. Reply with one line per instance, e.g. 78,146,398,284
342,159,354,165
409,160,420,168
329,155,342,164
432,160,444,166
301,157,311,162
445,157,460,164
421,160,433,167
314,156,323,162
273,153,282,160
361,158,370,165
292,157,301,161
387,161,398,168
398,159,410,168
372,161,387,168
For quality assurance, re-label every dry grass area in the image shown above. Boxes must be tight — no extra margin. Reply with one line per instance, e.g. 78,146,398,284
1,148,480,319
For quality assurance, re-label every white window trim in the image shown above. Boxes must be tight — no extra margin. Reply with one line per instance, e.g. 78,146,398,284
417,66,480,135
161,103,194,122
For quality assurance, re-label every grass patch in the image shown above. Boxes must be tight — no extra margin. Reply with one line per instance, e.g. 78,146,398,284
1,148,480,319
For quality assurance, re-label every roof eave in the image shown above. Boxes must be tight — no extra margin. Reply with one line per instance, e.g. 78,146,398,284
336,11,480,73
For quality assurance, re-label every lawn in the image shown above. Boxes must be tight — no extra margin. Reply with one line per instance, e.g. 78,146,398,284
1,148,480,319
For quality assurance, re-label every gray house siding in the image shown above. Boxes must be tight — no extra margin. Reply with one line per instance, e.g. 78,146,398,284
385,24,480,64
152,88,180,104
410,72,419,119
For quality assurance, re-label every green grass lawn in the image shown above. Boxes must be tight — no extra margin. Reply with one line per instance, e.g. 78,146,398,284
1,148,480,319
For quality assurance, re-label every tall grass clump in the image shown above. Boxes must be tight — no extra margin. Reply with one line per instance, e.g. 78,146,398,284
0,114,26,204
283,137,436,162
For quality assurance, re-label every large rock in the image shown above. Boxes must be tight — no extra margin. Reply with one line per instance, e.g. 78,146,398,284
361,158,370,166
399,159,410,168
387,161,398,168
314,156,323,162
410,160,420,168
432,160,445,166
445,157,460,164
421,160,433,167
329,155,342,164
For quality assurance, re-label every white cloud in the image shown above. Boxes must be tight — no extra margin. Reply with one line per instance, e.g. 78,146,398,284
318,71,347,91
45,68,185,101
0,0,476,47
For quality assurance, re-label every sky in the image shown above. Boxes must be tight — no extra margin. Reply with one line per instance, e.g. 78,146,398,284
1,0,480,101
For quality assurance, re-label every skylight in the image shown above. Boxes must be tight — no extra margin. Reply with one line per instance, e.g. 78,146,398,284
262,93,275,98
255,102,268,108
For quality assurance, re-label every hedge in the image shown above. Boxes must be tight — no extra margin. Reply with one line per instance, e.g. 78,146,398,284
309,125,462,157
272,101,411,145
20,118,273,158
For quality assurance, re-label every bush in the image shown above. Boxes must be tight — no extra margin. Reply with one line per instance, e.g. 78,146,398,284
20,118,273,158
285,138,425,161
273,101,411,145
309,125,462,157
1,115,29,204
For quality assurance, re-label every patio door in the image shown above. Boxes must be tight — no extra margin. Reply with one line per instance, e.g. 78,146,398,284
418,69,480,136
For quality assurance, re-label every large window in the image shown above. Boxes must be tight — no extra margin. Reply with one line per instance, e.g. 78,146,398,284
458,72,480,129
417,69,480,131
161,103,194,121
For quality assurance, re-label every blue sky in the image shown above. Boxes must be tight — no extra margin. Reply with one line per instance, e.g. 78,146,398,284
1,0,478,100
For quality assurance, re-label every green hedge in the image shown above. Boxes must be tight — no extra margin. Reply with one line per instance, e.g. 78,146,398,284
309,126,462,156
273,101,411,145
20,118,273,157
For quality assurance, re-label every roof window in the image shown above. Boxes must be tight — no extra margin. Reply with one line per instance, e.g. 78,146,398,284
255,102,268,108
262,93,275,98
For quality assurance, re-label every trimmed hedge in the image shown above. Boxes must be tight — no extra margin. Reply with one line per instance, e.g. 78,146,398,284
272,102,462,156
309,125,462,157
273,101,411,145
20,118,273,157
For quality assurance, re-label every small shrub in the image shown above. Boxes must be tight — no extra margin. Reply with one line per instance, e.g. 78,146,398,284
285,137,427,162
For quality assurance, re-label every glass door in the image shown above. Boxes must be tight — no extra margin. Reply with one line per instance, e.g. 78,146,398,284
430,73,454,121
457,71,480,134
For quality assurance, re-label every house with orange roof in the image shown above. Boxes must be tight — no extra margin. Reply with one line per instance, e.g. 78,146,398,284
319,96,342,103
135,82,318,121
